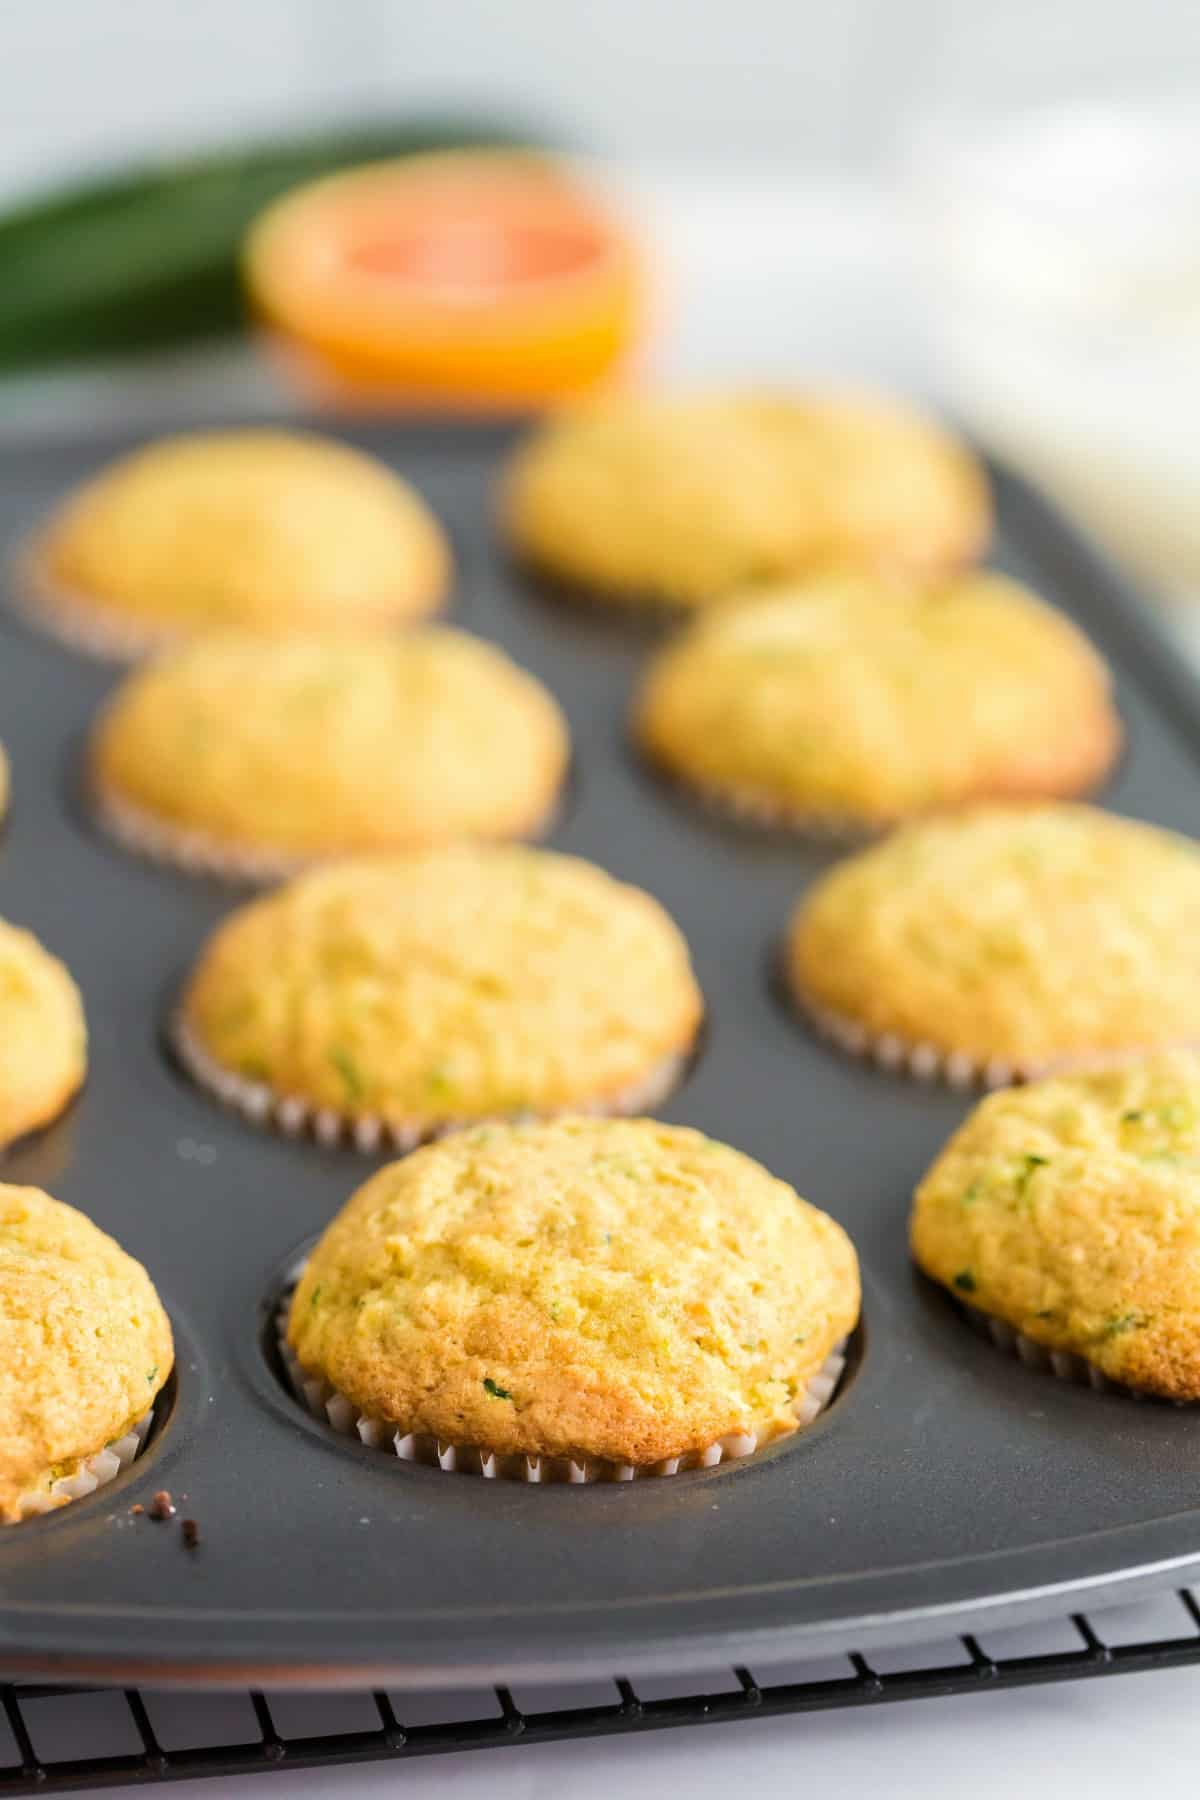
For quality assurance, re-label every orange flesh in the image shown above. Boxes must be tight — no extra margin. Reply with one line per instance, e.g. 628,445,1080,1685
347,219,605,291
245,155,643,406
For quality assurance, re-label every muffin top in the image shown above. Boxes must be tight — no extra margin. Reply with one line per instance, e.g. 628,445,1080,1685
635,572,1119,824
0,920,86,1149
288,1117,860,1464
0,1185,173,1521
504,388,990,607
789,806,1200,1073
911,1054,1200,1398
91,630,569,865
181,847,703,1130
34,428,449,643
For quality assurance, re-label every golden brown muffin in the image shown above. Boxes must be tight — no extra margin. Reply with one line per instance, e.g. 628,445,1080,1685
787,805,1200,1086
177,847,704,1148
90,629,569,878
22,428,449,658
286,1117,860,1473
0,920,86,1149
503,388,990,608
911,1055,1200,1399
635,572,1119,829
0,1184,173,1522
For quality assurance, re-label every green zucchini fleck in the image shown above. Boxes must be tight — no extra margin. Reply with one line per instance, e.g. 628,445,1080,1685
1098,1310,1148,1341
329,1046,364,1102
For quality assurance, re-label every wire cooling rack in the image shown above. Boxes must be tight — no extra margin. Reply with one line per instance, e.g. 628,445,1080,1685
7,1589,1200,1793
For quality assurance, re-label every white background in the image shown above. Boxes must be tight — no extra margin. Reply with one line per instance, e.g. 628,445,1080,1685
2,0,1200,197
5,3,1200,1788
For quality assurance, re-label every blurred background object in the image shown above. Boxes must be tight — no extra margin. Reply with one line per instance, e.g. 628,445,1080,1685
0,123,546,374
908,98,1200,611
4,0,1200,609
4,0,1197,194
243,151,642,410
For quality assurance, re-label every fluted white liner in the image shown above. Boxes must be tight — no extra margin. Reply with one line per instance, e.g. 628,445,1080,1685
10,539,188,663
15,1410,154,1521
801,995,1028,1090
276,1297,847,1483
96,784,327,884
93,782,562,886
686,775,877,841
961,1301,1151,1399
174,1011,690,1153
799,992,1200,1093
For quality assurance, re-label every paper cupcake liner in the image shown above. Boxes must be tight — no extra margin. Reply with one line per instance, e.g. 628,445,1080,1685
801,992,1200,1093
173,1012,692,1153
648,760,1116,845
960,1301,1152,1400
94,783,328,884
10,539,185,664
13,1410,154,1522
679,773,877,841
801,995,1026,1090
94,780,563,886
276,1297,846,1483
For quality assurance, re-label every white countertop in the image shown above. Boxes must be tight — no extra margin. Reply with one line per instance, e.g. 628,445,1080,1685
10,168,1200,1795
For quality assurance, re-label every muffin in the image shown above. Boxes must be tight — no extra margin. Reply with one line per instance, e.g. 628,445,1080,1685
503,388,990,609
176,846,704,1148
787,805,1200,1087
912,1054,1200,1399
19,428,449,659
90,630,570,879
284,1117,860,1479
0,920,86,1149
635,572,1120,831
0,1185,173,1522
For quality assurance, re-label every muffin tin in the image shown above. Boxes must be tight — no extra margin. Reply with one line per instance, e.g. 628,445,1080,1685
3,417,1200,1691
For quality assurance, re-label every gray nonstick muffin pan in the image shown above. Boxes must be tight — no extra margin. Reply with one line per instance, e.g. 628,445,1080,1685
2,417,1200,1690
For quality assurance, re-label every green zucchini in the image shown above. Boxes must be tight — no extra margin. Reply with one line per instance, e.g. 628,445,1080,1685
0,116,540,372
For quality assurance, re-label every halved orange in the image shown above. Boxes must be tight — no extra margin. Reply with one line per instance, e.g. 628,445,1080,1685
243,150,644,409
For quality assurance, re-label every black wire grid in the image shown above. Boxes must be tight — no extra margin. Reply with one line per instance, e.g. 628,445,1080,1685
7,1589,1200,1793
